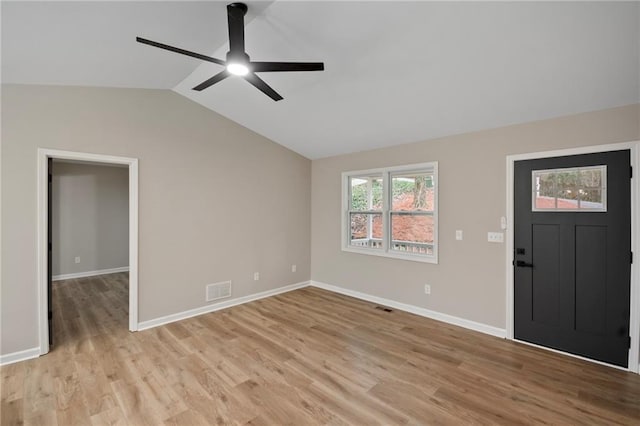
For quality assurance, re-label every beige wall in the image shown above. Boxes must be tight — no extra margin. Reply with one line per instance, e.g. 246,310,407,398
1,83,637,358
311,104,640,330
1,84,311,355
52,162,129,277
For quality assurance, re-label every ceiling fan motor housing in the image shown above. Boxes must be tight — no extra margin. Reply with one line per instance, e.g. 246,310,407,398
227,51,250,63
228,3,248,17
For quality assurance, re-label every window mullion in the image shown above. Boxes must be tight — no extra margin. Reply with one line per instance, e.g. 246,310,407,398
383,171,390,253
367,179,373,241
346,175,353,249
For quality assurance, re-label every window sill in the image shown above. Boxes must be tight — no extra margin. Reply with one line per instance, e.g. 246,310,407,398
342,246,438,264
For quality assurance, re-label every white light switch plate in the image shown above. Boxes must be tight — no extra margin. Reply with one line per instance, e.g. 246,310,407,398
487,232,504,243
455,230,463,240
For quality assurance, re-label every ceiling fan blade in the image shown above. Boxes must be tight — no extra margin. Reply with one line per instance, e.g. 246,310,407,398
193,70,230,91
136,37,225,66
227,3,247,54
251,62,325,73
244,73,283,101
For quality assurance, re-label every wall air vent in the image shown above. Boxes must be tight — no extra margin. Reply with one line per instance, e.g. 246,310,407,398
206,281,232,302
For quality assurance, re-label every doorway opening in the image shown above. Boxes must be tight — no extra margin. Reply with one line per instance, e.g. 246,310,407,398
506,141,640,373
37,149,139,356
50,160,130,349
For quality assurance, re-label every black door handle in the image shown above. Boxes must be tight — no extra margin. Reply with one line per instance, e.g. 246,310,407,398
514,260,534,268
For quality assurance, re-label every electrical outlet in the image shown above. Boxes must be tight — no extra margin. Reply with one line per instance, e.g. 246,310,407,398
74,256,81,264
455,230,463,241
424,284,431,295
254,272,259,281
291,264,297,272
488,232,504,243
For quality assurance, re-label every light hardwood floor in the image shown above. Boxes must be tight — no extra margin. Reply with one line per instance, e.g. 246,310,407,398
2,273,640,425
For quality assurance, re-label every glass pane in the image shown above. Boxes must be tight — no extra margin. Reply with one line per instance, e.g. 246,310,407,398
533,195,553,210
536,172,556,198
532,165,606,212
349,213,383,248
557,188,579,209
350,175,382,211
579,189,604,210
558,170,578,188
390,213,433,255
391,172,434,211
579,168,603,188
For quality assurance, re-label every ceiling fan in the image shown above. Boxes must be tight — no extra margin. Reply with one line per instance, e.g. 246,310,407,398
137,2,324,101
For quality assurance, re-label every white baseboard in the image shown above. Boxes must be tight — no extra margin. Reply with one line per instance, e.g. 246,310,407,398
310,280,507,339
53,266,129,281
0,347,40,366
137,281,310,331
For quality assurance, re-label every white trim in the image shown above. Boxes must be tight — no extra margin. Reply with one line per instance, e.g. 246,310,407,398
37,148,139,358
137,281,310,331
310,280,506,338
341,246,438,263
0,347,40,366
129,159,139,332
52,266,130,282
341,161,439,264
506,140,640,373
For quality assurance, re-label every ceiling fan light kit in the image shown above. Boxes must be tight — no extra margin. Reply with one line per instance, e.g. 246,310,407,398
137,2,324,101
227,63,249,76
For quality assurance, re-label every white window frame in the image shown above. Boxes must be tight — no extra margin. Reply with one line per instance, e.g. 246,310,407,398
341,161,438,264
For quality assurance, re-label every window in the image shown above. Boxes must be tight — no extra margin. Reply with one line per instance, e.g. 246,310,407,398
347,174,383,249
343,162,438,263
532,165,606,212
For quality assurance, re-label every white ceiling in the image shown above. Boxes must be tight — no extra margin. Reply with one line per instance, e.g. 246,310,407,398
3,1,639,159
1,1,273,88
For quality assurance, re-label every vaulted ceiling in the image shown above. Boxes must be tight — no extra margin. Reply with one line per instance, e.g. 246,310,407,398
3,1,639,159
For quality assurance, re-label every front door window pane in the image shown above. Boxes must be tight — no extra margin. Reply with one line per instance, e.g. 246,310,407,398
532,165,606,211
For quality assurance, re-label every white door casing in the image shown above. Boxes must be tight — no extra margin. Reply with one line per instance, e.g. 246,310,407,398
37,148,139,355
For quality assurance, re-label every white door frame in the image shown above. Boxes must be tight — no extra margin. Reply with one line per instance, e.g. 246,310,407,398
506,141,640,373
37,148,139,355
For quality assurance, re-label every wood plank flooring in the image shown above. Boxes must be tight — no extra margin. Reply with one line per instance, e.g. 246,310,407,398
2,272,640,425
